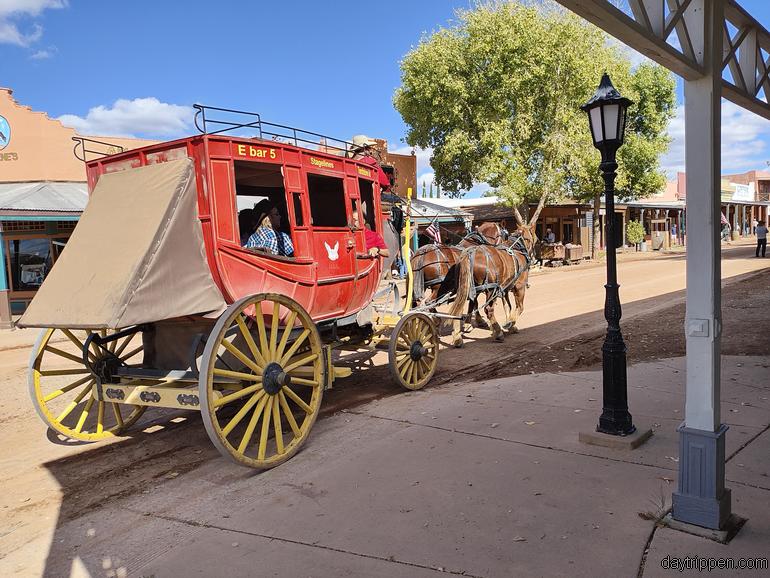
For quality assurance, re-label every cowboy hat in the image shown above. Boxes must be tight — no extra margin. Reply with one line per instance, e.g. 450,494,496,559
351,134,377,148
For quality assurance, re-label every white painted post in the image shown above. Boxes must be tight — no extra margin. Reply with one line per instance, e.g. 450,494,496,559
674,0,732,530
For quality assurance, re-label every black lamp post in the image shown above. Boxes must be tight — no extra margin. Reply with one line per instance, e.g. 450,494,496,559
581,73,636,436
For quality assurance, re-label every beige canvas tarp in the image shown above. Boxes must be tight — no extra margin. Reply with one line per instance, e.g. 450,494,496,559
18,158,227,329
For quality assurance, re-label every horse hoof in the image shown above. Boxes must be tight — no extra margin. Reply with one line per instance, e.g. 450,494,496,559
510,326,519,334
453,338,464,348
494,334,505,342
502,322,513,332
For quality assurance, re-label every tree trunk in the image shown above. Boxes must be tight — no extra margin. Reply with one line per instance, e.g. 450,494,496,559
592,192,601,260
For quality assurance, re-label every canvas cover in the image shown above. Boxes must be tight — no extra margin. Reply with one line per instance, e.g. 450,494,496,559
18,158,226,329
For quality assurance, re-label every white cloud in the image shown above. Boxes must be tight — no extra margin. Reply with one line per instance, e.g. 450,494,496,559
0,0,65,46
57,97,194,138
661,100,770,177
29,47,52,59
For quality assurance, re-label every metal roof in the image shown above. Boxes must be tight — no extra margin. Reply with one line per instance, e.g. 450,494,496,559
0,181,88,213
409,198,473,223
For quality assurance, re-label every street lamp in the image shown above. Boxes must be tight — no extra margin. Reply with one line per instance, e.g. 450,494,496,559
581,73,636,436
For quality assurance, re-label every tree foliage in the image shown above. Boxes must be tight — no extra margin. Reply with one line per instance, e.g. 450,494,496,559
626,220,646,245
393,2,676,208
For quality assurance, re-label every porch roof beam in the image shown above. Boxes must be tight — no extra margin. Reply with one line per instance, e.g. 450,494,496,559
559,0,770,122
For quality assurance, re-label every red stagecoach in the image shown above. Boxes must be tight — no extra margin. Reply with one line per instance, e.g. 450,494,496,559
18,106,442,468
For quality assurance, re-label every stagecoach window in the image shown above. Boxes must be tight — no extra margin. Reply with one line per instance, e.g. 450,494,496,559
234,160,293,244
358,178,376,230
307,174,347,227
292,193,304,227
350,198,360,228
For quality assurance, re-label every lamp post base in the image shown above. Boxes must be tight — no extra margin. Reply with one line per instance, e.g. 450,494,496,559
579,426,653,450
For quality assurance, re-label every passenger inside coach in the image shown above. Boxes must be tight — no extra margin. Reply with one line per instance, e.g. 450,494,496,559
244,200,294,257
234,160,295,258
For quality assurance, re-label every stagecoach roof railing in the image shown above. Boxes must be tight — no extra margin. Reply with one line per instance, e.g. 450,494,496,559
193,104,359,157
72,136,125,162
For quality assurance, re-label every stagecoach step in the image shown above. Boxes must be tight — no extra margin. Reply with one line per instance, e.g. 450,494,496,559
115,368,238,384
98,380,220,410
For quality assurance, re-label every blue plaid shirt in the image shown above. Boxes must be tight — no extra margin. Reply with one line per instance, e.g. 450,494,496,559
244,227,294,257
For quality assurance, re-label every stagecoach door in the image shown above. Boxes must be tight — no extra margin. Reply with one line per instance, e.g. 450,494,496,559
305,171,356,315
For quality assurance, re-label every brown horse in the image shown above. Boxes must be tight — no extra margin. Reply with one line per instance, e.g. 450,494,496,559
411,221,508,307
448,224,537,344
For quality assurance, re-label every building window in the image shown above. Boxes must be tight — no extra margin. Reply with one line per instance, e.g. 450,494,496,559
57,221,77,232
1,221,45,233
7,238,52,291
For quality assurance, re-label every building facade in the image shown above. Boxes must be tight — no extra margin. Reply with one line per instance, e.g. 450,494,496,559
0,88,156,326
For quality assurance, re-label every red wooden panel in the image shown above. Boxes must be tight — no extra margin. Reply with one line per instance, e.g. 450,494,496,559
285,166,303,190
206,139,231,157
355,165,375,179
231,142,283,164
210,159,236,244
291,229,311,260
283,150,301,166
303,153,342,174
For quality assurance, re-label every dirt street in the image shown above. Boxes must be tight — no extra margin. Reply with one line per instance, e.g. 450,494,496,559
0,243,768,575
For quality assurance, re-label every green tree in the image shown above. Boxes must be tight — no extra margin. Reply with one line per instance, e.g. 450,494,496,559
393,2,676,248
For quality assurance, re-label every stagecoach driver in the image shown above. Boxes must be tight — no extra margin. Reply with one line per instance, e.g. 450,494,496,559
244,199,294,257
352,206,389,259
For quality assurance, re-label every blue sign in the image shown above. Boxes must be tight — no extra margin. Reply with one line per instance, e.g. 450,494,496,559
0,115,10,150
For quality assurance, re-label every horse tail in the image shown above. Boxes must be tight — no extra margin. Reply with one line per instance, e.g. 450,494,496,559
448,249,472,318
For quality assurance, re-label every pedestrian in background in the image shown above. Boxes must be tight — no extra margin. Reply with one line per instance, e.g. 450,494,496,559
756,220,768,258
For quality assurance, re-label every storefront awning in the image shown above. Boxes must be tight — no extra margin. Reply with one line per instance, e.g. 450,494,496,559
0,181,88,215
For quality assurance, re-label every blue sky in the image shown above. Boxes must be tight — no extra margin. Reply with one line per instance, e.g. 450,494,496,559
3,0,770,197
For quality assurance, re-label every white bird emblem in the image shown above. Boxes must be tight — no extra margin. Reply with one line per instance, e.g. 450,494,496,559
324,241,339,261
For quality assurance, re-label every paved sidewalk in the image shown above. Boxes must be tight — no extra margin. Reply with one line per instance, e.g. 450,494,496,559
4,355,767,577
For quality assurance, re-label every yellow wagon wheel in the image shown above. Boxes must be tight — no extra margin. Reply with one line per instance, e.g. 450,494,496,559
199,293,325,469
388,312,439,390
28,328,146,441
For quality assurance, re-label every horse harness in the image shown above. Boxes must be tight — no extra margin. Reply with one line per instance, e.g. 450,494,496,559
465,233,532,302
412,244,458,288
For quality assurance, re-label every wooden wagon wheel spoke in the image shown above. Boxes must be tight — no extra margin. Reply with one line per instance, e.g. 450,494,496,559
96,400,106,434
111,402,124,427
42,375,93,402
257,396,275,460
268,302,281,358
237,394,270,453
200,294,325,469
43,345,85,365
74,396,95,434
119,345,144,363
253,302,270,360
214,382,263,408
279,329,310,366
113,333,135,358
220,338,262,374
55,380,93,422
275,311,298,362
288,376,320,387
213,368,262,382
61,329,97,363
283,353,318,374
283,387,313,414
278,390,302,437
272,397,285,454
236,315,267,368
388,313,440,391
30,328,146,442
221,389,266,438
